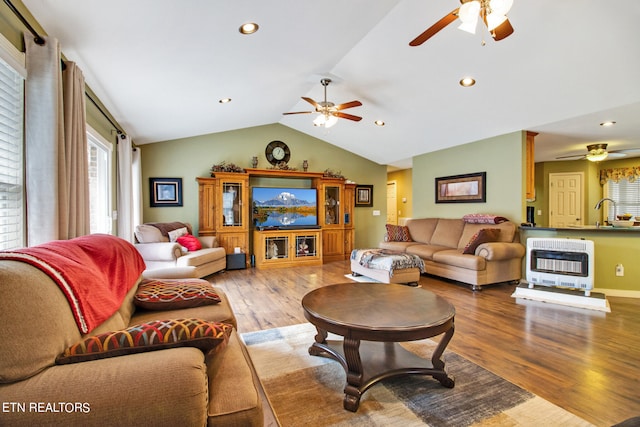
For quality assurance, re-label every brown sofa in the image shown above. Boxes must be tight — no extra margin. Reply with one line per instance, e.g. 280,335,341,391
0,235,264,426
379,217,525,290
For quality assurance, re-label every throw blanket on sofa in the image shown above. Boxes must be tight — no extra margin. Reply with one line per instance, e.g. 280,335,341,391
147,222,192,237
351,249,425,276
0,234,146,334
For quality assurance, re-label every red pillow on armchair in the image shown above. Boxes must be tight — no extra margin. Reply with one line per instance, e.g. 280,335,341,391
177,234,202,252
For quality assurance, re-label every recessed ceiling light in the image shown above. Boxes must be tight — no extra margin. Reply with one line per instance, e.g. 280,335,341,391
239,22,259,35
459,77,476,87
218,98,232,104
374,120,385,126
600,121,616,127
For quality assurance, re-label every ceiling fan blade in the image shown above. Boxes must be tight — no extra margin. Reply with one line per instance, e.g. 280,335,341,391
334,100,362,111
301,97,320,109
490,18,514,41
282,111,312,115
334,112,362,122
409,9,459,46
611,148,640,154
606,152,627,159
556,154,586,160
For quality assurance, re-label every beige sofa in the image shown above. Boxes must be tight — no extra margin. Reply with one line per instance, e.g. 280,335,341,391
379,217,525,290
0,235,264,426
134,222,226,278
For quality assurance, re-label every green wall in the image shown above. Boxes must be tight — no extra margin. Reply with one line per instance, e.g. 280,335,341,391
412,131,525,222
140,123,387,249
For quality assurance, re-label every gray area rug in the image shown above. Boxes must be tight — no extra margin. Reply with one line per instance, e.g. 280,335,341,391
242,323,593,427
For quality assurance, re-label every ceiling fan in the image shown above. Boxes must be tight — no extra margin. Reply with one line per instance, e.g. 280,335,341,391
409,0,514,46
556,143,640,162
283,78,362,128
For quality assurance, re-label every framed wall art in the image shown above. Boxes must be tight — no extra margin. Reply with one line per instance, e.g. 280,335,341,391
150,177,183,207
435,172,486,203
355,184,373,207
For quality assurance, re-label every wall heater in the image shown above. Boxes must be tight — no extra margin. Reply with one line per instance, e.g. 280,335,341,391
526,238,595,296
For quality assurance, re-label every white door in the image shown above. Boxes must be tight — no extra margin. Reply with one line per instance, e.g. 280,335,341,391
386,181,397,224
549,172,584,227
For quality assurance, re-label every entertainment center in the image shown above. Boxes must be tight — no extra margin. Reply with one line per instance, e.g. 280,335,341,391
197,168,355,269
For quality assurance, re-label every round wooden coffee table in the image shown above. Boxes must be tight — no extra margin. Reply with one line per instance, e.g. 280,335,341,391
302,282,455,411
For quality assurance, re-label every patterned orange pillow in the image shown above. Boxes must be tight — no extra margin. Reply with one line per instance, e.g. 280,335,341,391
134,278,221,310
56,318,232,365
463,228,501,254
385,224,412,242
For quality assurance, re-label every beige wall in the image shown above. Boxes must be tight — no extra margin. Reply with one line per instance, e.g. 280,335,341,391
412,131,526,222
140,123,387,249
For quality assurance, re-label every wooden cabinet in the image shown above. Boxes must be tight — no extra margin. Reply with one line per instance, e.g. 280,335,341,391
197,173,249,257
253,229,322,269
198,169,355,269
526,131,538,201
316,178,356,263
343,183,356,258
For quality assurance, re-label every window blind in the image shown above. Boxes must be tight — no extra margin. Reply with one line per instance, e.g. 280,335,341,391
0,55,25,250
605,179,640,220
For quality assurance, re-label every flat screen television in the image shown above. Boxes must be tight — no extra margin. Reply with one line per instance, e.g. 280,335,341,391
252,187,318,228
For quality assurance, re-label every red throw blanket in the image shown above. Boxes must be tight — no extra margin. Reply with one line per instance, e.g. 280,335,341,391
0,234,146,334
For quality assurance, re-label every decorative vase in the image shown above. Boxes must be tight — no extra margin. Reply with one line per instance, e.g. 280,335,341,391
251,156,258,168
303,160,308,172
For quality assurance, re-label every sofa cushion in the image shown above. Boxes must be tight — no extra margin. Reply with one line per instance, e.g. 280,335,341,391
134,278,221,310
56,318,233,365
462,228,501,254
429,218,466,248
168,227,189,242
406,244,452,260
385,224,412,242
379,241,421,252
135,224,168,243
405,218,439,244
432,249,487,271
177,234,203,251
177,247,226,267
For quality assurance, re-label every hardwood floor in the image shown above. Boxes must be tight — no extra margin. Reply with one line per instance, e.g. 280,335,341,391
209,261,640,427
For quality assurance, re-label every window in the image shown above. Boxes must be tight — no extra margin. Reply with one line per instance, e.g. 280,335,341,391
604,178,640,220
87,126,112,234
0,43,25,250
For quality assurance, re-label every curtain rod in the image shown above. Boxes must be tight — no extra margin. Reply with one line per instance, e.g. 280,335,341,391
3,0,44,45
85,92,126,139
3,0,127,139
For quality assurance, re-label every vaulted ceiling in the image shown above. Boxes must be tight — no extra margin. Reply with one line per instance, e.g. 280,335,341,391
22,0,640,169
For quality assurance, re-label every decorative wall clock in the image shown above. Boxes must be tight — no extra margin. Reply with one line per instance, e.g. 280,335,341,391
265,140,290,165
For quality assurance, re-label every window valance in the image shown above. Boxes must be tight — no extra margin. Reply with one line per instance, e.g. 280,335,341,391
599,166,640,184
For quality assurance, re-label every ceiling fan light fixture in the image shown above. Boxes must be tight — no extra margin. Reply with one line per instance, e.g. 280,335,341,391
325,115,338,128
489,0,513,16
600,121,616,127
458,1,481,33
485,12,507,31
586,152,608,162
586,143,609,162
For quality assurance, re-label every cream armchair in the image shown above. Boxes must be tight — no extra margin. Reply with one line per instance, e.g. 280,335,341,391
134,223,226,278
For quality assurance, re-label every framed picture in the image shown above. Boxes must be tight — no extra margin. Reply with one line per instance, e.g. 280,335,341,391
435,172,486,203
150,177,183,207
355,184,373,207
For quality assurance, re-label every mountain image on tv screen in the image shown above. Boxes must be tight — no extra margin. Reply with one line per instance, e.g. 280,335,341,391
252,187,318,227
